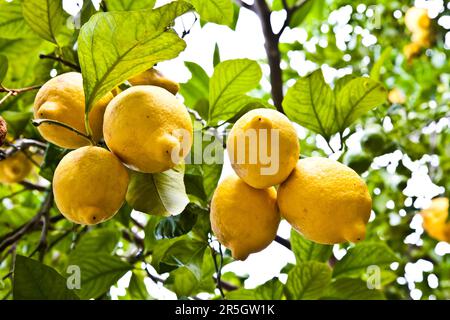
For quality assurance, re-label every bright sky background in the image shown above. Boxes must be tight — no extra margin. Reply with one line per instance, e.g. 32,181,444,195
58,0,450,300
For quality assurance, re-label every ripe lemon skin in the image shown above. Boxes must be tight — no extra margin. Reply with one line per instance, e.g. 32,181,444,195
227,108,300,189
103,85,193,173
421,197,450,242
128,68,180,95
33,72,113,149
405,7,431,33
210,174,280,260
277,157,372,244
0,152,33,184
53,146,129,225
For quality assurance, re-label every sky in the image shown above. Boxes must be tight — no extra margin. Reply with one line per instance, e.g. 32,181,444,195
58,0,450,300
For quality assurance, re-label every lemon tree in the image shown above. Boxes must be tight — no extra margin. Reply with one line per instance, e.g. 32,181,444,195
0,0,449,301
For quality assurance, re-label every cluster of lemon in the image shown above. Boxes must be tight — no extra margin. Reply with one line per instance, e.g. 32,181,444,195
210,109,372,260
403,7,434,61
32,70,193,225
421,197,450,243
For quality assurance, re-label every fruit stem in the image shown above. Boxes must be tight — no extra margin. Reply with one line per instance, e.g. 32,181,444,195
84,112,95,143
32,119,96,146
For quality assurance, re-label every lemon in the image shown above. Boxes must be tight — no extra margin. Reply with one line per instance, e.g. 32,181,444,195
388,88,406,104
103,85,193,173
403,42,422,61
405,7,431,33
421,197,450,242
227,108,299,189
412,28,434,48
128,68,180,95
210,174,280,260
278,157,372,244
344,152,372,175
53,146,129,225
0,152,33,184
33,72,113,149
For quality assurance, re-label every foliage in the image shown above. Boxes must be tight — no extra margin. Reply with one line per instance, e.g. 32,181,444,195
0,0,449,301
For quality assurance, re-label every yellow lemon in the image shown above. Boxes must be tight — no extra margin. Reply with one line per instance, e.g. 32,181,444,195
405,7,431,33
53,146,129,225
388,88,406,104
278,157,372,244
403,42,422,61
421,197,450,242
128,68,180,95
412,28,434,48
0,152,33,184
211,174,280,260
227,108,300,189
103,85,193,173
33,72,113,149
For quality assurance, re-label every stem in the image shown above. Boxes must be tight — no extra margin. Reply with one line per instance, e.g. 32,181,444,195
39,54,81,72
254,0,284,112
274,235,291,250
209,243,225,298
32,119,95,145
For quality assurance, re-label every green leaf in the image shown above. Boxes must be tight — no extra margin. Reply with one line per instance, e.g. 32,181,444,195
370,47,392,81
285,262,332,300
290,229,332,263
71,229,121,257
165,266,199,297
283,70,337,138
155,203,199,239
189,0,233,26
255,277,284,300
68,252,131,299
181,61,210,118
289,0,325,28
335,77,387,131
13,255,79,300
113,202,133,227
78,1,192,111
160,239,207,275
0,0,34,39
105,0,156,11
127,271,152,300
126,165,190,217
0,55,8,83
322,278,385,300
39,143,67,181
209,59,262,125
22,0,67,44
213,43,221,67
333,242,399,279
226,288,258,300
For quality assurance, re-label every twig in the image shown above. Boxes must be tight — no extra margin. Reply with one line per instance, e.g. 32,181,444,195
209,243,225,298
0,192,53,254
0,138,47,160
19,181,49,192
274,235,291,250
39,54,81,72
144,265,165,284
235,0,254,11
0,84,42,95
32,119,95,145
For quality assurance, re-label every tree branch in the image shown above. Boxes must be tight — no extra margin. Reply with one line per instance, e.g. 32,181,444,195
274,235,291,250
39,54,81,72
253,0,284,112
235,0,254,11
0,192,53,254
